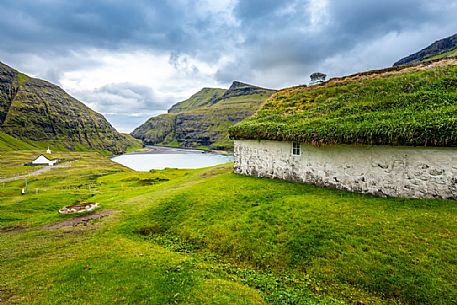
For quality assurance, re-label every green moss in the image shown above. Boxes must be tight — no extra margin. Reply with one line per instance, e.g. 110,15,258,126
427,48,457,61
16,72,29,85
230,61,457,146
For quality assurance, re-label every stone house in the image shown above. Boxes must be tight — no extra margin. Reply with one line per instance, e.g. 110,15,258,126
309,72,326,85
232,140,457,199
229,60,457,199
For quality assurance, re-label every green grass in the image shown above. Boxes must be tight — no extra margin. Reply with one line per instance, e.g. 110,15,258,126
230,60,457,146
16,72,29,84
0,131,39,151
168,88,226,113
427,49,457,61
0,152,455,304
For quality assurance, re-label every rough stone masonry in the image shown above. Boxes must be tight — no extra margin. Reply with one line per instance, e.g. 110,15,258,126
234,140,457,199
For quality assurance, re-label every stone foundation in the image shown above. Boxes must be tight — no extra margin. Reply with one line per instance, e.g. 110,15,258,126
234,140,457,199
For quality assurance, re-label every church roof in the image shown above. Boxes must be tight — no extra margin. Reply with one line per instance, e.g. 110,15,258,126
33,155,51,162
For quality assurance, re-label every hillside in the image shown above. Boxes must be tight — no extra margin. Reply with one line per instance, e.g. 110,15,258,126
394,33,457,66
132,81,275,150
1,152,456,304
168,87,226,113
230,58,457,146
0,131,38,151
0,62,140,154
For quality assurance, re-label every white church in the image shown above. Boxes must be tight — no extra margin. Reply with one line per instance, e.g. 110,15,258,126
31,148,58,166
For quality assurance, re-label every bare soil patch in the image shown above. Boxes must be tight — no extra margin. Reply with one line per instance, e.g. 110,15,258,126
0,287,14,303
47,210,117,230
198,165,232,178
0,225,28,234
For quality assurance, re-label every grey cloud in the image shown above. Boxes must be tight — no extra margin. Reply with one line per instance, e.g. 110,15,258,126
2,0,456,76
76,83,177,132
216,0,457,85
0,0,231,59
1,0,457,130
74,83,172,114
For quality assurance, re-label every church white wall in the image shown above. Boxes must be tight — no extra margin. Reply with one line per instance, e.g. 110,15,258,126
234,140,457,199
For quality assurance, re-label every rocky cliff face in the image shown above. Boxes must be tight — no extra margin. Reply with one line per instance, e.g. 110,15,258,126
0,62,139,154
132,82,275,150
394,33,457,66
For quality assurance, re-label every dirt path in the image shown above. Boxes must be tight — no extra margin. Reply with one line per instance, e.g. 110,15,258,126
0,162,71,183
47,210,117,230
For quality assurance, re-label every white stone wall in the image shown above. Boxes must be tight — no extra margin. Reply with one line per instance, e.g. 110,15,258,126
234,140,457,199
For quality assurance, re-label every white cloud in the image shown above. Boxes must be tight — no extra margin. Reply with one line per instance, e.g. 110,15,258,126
33,48,232,132
307,0,330,31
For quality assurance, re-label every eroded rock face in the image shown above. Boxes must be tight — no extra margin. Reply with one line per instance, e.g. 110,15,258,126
0,62,136,153
132,81,275,150
234,140,457,199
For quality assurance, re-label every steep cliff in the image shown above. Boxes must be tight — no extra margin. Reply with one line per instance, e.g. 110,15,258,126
394,33,457,66
132,82,275,150
0,62,140,153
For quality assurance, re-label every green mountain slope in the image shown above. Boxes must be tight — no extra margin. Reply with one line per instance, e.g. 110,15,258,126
0,131,38,151
0,62,140,154
230,58,457,146
132,81,275,150
168,87,226,113
394,33,457,66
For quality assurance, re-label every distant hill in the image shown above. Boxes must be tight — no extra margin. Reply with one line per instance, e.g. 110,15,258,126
168,88,226,113
394,33,457,66
132,81,275,150
0,62,140,153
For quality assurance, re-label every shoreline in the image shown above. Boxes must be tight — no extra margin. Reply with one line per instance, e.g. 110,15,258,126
123,145,231,155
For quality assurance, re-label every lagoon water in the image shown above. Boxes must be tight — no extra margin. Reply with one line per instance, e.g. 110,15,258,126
112,146,233,171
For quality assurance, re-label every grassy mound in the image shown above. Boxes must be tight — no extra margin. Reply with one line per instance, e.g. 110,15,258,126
230,59,457,146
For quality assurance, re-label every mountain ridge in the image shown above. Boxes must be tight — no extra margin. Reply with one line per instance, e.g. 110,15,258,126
0,61,140,153
132,81,275,150
394,33,457,66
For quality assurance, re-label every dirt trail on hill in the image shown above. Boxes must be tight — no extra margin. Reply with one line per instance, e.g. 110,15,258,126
0,162,71,183
47,210,117,230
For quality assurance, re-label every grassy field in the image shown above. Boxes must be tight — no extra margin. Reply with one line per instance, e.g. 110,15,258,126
0,152,456,304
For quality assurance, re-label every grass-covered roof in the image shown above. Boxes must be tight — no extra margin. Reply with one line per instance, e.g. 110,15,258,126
229,58,457,146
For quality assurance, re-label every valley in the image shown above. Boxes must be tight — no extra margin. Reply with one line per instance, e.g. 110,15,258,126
1,30,457,305
1,151,456,304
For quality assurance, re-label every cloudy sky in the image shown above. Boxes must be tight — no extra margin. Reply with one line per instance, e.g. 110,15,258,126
1,0,456,132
